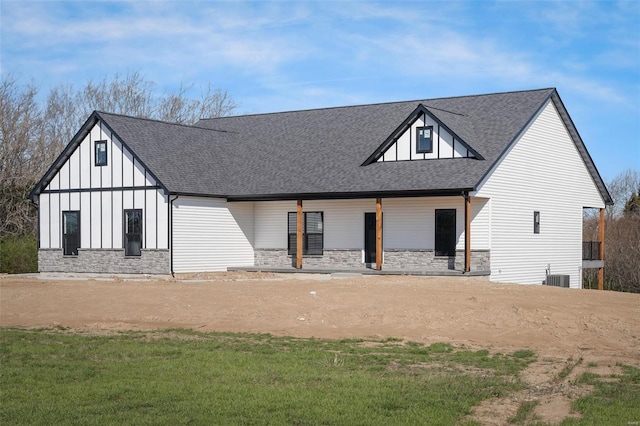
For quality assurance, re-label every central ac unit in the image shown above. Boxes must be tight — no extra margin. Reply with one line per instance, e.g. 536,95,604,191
545,274,570,288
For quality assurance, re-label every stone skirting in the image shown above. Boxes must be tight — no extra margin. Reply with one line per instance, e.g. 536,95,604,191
254,248,490,271
255,249,363,268
38,248,170,274
383,249,490,271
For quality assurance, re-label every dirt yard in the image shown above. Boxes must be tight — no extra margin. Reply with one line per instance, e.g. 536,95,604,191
1,271,639,424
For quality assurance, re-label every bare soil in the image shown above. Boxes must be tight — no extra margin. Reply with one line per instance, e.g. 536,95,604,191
2,272,639,424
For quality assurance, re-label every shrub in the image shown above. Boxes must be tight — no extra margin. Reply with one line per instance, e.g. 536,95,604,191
0,235,38,274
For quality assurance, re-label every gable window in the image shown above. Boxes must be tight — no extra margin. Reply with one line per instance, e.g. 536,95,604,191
62,211,80,256
416,126,433,153
435,209,456,256
124,209,142,256
288,212,324,256
534,211,540,234
95,140,107,166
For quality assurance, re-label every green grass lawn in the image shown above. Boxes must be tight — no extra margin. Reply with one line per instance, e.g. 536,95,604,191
1,328,638,425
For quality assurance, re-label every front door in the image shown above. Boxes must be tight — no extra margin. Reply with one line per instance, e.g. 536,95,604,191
364,212,376,264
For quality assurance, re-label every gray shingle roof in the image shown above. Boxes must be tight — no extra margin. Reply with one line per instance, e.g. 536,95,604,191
30,88,612,204
193,88,556,198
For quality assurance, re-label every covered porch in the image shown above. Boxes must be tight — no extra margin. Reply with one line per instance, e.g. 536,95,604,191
251,193,489,275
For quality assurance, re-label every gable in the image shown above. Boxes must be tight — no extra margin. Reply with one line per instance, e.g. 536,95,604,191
476,98,606,207
362,105,480,165
30,113,165,200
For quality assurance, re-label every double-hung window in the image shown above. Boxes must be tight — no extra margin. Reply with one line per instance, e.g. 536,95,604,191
95,140,107,166
124,209,142,256
288,212,324,256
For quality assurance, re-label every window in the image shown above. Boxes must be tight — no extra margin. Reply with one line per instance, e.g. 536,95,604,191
288,212,324,256
124,209,142,256
435,209,456,256
416,126,433,153
62,211,80,256
534,211,540,234
95,140,107,166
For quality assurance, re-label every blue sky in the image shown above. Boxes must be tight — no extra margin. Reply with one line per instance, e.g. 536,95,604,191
1,0,638,182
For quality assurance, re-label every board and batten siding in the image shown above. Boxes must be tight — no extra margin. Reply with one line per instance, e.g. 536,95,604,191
475,99,604,287
38,121,169,251
172,197,254,272
377,113,472,162
253,197,490,253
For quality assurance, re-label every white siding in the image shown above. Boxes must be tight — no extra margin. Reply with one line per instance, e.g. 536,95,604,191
254,201,296,249
379,114,473,162
253,197,490,254
172,197,254,272
305,199,374,249
475,99,605,287
39,194,50,248
37,121,169,252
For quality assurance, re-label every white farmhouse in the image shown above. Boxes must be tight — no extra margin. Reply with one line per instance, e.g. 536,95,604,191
30,88,612,287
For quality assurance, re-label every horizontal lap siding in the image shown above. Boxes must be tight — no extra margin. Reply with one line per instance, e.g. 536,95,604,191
476,100,604,286
173,197,254,272
305,199,374,249
383,197,489,250
253,197,490,252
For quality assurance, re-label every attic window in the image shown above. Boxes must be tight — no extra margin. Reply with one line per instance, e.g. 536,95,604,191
416,126,433,153
95,140,107,166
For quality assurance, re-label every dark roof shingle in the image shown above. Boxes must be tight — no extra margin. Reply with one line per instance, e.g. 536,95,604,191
32,88,611,204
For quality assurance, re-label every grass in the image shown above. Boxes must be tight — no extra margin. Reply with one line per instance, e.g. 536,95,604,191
0,328,534,425
561,365,640,426
509,400,538,424
2,328,639,425
558,357,583,380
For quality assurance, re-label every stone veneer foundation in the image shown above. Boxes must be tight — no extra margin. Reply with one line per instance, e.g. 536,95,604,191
254,248,490,271
38,248,170,274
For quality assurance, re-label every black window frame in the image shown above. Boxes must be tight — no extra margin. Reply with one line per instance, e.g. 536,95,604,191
62,210,80,256
287,211,324,256
416,126,433,154
435,209,456,257
124,209,143,257
533,211,540,234
95,140,108,166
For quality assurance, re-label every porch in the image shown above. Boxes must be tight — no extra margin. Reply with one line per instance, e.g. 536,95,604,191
582,240,604,269
228,265,491,277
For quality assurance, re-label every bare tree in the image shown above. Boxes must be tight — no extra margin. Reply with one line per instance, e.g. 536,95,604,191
0,77,45,237
583,168,640,292
157,83,239,124
1,71,239,242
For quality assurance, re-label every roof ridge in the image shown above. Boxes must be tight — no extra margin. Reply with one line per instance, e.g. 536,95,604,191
96,110,230,133
199,87,556,121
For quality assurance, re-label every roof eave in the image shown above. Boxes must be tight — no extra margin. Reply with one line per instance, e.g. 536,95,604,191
227,188,475,202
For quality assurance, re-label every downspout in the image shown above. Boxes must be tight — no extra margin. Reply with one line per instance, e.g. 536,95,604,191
32,196,40,250
169,194,179,277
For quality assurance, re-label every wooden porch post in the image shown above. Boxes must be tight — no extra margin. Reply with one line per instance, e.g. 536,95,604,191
598,207,605,290
296,200,303,269
464,193,471,273
376,197,382,271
